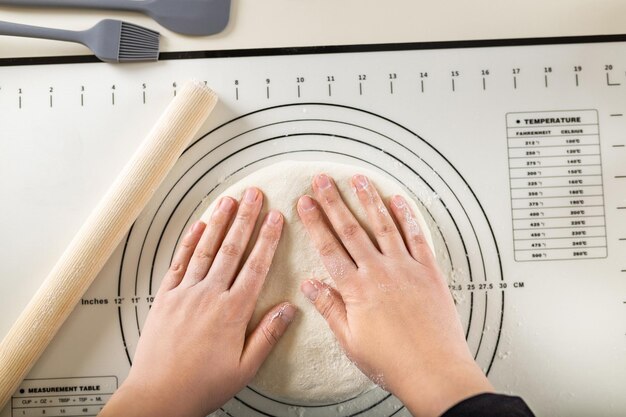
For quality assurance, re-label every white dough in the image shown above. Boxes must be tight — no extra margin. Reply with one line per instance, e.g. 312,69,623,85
200,160,434,404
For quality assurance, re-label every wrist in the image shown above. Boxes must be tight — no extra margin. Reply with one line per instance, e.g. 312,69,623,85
392,357,494,417
100,378,182,417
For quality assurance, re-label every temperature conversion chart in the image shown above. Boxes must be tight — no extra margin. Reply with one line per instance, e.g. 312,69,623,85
0,36,625,417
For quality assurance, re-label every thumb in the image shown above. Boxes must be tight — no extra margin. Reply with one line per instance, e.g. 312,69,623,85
241,302,297,374
300,279,350,345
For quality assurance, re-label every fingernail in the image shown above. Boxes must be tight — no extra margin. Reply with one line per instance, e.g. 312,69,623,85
280,304,297,324
353,174,368,191
392,195,405,209
301,280,319,301
244,188,259,204
190,220,205,233
315,174,332,190
267,210,282,225
299,195,316,211
218,197,235,212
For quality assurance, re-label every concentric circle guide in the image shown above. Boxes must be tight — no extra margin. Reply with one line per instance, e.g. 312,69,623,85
118,103,505,417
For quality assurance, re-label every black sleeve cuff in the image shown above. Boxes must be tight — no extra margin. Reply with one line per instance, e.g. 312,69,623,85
440,393,535,417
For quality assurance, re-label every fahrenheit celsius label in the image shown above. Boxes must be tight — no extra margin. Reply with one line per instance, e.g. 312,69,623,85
506,110,607,261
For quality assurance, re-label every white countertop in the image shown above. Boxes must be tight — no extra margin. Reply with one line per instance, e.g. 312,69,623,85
1,3,626,416
1,0,625,59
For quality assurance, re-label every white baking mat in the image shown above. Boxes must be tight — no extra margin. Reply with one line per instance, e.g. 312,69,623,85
0,38,625,416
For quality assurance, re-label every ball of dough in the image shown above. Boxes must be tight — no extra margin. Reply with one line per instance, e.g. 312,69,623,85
200,160,433,405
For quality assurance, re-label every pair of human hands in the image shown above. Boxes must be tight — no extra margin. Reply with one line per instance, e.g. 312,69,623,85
99,174,492,417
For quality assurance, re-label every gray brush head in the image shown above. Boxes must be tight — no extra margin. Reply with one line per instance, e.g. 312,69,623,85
88,19,160,63
118,21,160,62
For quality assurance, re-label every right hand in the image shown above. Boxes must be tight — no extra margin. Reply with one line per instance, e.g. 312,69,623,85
297,173,493,417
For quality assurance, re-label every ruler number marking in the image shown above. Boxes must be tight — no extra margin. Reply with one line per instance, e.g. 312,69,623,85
605,64,621,86
296,76,304,98
358,74,367,96
451,70,459,92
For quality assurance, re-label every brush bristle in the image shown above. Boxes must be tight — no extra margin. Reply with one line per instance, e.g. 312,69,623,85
119,22,160,62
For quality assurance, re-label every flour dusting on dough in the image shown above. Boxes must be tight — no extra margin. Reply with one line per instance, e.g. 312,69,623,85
201,160,434,405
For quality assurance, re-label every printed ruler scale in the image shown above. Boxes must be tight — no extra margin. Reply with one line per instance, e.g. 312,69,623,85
0,37,625,417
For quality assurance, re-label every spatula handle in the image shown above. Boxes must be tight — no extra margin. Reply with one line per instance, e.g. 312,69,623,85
0,0,139,12
0,20,84,44
0,80,218,410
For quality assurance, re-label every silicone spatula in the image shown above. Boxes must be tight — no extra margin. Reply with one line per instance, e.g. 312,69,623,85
0,0,231,36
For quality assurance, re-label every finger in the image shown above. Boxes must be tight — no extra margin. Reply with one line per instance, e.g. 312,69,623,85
351,174,406,256
312,174,378,264
181,196,237,288
158,220,206,294
205,187,263,291
300,279,350,345
297,195,357,284
240,302,297,376
230,210,284,313
390,195,434,265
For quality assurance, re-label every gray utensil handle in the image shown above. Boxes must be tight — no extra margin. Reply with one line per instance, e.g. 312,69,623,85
0,0,137,11
0,20,84,44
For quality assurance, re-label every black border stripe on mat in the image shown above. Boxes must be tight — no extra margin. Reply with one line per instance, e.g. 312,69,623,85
1,33,625,67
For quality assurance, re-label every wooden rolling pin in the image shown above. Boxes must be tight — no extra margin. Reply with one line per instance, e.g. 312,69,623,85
0,80,218,409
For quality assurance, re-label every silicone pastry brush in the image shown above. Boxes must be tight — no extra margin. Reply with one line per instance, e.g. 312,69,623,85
0,0,231,36
0,19,160,62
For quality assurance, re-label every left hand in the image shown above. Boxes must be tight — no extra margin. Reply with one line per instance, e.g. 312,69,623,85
99,188,296,417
